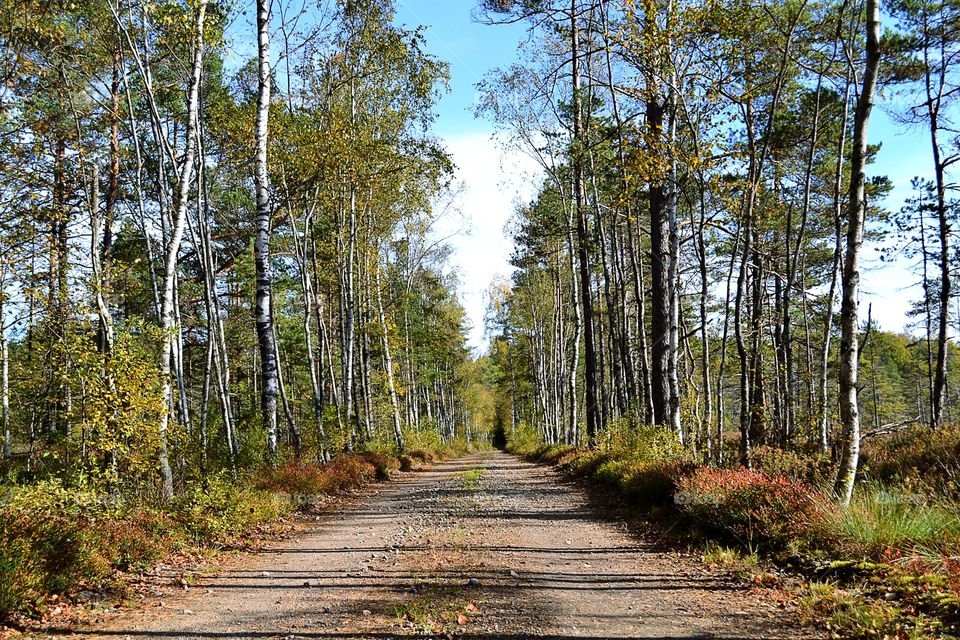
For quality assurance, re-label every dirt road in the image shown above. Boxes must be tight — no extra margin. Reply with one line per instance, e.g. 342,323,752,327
51,451,815,639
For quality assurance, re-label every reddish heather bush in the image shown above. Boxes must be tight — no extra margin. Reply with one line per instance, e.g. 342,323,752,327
407,449,436,463
676,467,818,550
255,454,391,496
255,462,334,495
0,483,182,619
944,556,960,594
356,452,400,480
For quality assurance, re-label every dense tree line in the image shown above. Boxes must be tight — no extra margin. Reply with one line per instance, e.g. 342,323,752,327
0,0,491,498
479,0,958,502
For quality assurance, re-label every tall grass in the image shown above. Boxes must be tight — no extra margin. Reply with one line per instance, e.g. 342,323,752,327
817,485,960,560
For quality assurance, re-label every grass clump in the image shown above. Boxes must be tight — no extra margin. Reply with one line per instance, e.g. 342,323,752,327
815,485,960,561
797,581,904,639
701,543,761,578
460,468,485,489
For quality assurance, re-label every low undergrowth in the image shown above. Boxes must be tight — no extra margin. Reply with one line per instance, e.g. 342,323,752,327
0,440,484,624
0,476,285,621
508,426,960,639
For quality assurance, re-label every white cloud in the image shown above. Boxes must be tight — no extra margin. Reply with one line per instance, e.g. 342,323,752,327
436,132,543,353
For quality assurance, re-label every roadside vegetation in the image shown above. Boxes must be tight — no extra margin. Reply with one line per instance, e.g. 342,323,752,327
508,424,960,639
479,0,960,636
0,0,499,628
0,437,486,624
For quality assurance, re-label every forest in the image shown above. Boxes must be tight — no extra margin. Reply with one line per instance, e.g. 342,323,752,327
479,0,955,498
0,0,496,487
1,0,960,638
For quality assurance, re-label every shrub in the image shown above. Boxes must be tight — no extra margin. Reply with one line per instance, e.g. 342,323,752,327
617,460,697,507
255,462,332,495
861,425,960,499
406,449,435,463
537,445,576,465
102,509,178,571
599,421,687,462
173,476,287,546
749,445,834,489
0,537,44,618
1,482,117,594
358,451,400,480
504,421,542,457
558,450,612,477
0,480,150,619
677,467,818,550
255,454,386,497
321,455,378,492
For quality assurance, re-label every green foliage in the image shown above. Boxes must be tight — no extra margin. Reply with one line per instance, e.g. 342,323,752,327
460,467,485,489
172,476,288,546
503,421,542,456
748,445,834,489
598,421,689,462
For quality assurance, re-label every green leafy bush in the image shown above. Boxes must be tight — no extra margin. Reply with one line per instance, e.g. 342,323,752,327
0,537,44,618
599,421,687,461
615,460,697,507
749,445,834,488
173,476,287,546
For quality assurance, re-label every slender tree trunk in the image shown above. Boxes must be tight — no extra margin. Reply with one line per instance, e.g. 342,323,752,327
649,94,673,432
1,283,9,460
153,0,207,500
835,0,879,505
254,0,280,459
820,70,851,452
929,117,950,430
375,264,404,451
571,0,599,442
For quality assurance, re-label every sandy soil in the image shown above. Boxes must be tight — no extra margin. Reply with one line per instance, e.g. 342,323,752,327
38,451,819,639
